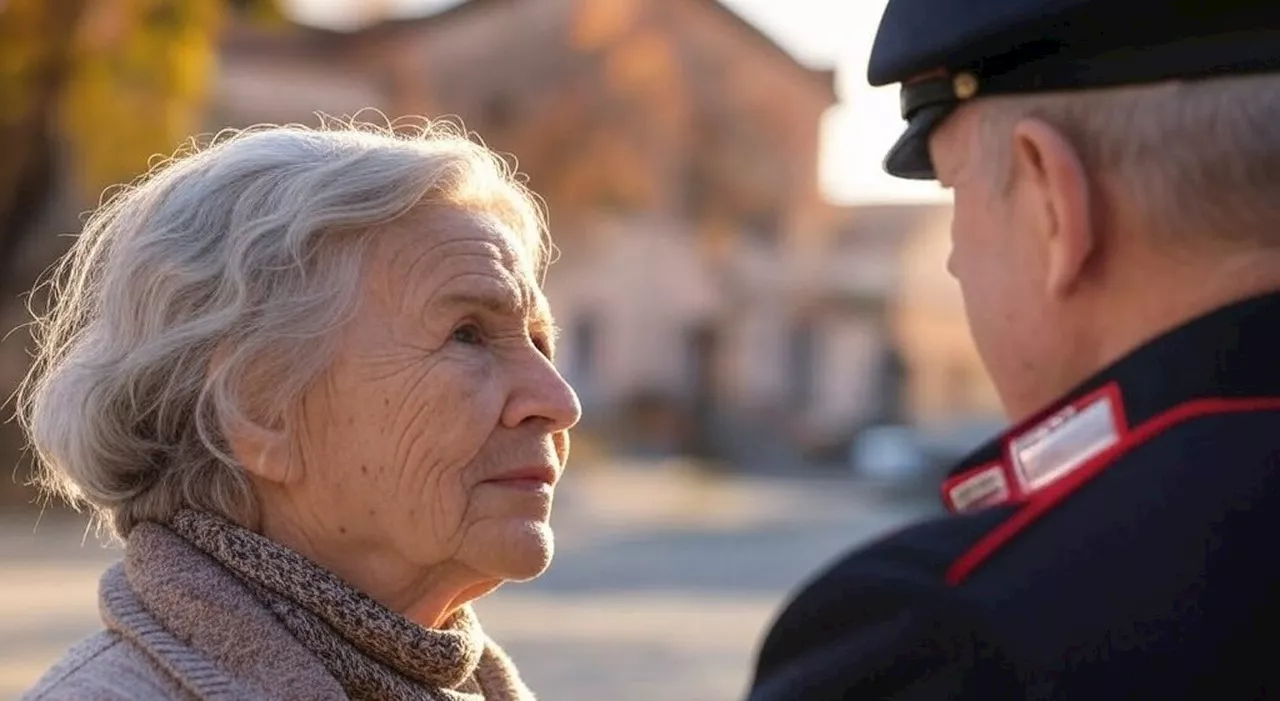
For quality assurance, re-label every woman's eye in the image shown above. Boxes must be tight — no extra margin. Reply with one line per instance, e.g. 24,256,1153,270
452,324,484,345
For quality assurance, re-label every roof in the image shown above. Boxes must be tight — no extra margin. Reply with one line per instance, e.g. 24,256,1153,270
227,0,836,97
679,0,837,97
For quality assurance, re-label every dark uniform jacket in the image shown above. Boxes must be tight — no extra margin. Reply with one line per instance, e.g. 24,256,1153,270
748,292,1280,700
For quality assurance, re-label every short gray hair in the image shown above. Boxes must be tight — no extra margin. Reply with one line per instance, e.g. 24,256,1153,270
17,119,550,538
977,72,1280,244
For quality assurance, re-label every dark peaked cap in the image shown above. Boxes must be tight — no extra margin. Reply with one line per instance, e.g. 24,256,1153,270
867,0,1280,180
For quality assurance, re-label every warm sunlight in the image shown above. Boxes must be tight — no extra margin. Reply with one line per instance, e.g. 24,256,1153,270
283,0,949,205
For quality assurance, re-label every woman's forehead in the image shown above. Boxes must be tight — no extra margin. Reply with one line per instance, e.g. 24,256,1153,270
376,207,533,272
365,206,543,309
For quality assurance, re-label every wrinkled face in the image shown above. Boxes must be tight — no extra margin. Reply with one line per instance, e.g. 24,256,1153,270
291,205,580,586
929,106,1063,419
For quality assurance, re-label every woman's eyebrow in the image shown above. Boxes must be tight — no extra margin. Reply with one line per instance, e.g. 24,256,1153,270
436,290,521,316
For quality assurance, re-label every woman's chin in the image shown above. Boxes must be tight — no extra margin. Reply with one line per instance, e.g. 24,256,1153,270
486,520,556,582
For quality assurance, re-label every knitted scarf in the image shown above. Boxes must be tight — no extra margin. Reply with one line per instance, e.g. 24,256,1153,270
168,510,533,701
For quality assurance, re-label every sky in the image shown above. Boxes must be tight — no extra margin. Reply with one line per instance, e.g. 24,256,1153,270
284,0,948,205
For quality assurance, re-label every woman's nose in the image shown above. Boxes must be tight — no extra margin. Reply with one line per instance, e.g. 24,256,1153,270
500,351,582,432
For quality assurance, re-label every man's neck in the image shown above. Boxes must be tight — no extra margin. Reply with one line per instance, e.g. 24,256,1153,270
1012,247,1280,421
1095,249,1279,388
1107,250,1280,359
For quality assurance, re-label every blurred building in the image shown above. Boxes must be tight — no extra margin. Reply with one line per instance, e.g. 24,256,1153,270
212,0,973,466
884,203,1004,426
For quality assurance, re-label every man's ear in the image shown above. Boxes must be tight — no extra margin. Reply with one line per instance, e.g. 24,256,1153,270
1010,118,1094,298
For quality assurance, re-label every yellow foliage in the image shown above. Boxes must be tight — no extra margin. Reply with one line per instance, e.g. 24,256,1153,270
569,0,641,52
0,0,81,123
0,0,282,197
60,0,227,193
604,29,689,135
550,128,660,212
605,29,675,93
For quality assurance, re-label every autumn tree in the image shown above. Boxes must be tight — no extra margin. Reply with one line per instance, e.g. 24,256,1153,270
0,0,281,283
0,0,280,505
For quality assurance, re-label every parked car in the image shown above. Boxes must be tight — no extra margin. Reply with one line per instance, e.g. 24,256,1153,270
848,417,1008,486
916,417,1007,470
848,424,931,483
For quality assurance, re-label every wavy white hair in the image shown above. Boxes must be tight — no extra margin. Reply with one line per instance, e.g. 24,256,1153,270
16,119,550,538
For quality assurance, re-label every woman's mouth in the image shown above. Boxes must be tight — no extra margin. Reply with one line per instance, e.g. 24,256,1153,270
482,465,557,492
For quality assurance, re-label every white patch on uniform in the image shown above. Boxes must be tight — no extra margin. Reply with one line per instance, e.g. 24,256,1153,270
947,464,1011,513
1009,394,1122,494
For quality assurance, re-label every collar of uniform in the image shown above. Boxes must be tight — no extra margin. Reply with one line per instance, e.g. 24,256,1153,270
942,290,1280,513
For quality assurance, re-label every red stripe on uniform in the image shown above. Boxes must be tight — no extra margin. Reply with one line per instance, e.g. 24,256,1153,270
946,396,1280,586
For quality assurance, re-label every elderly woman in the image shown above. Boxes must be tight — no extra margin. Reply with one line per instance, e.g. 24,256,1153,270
18,122,581,701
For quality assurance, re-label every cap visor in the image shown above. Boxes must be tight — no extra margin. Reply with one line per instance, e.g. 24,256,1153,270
883,105,952,180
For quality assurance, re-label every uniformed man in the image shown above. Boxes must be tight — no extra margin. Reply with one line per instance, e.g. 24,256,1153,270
745,1,1280,699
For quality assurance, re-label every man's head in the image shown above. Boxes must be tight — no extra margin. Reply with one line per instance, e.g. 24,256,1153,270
871,0,1280,420
930,76,1280,419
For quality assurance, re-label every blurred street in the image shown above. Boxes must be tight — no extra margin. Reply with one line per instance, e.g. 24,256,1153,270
0,464,942,701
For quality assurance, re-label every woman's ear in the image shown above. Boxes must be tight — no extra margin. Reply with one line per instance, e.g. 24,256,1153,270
210,344,302,486
225,414,299,485
1009,118,1095,299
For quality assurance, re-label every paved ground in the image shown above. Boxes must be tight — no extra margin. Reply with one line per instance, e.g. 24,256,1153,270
0,461,942,701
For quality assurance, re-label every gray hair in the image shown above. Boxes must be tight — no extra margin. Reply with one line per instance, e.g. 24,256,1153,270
977,71,1280,244
16,119,551,538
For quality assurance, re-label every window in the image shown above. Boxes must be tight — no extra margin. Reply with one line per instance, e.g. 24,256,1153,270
946,359,974,414
684,323,719,412
683,163,714,218
742,208,781,248
570,315,598,391
481,93,515,130
788,318,818,411
875,345,907,424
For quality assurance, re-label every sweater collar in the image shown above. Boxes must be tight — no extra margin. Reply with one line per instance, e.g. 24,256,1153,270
103,522,345,700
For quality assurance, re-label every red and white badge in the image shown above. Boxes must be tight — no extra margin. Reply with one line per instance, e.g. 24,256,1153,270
944,384,1128,513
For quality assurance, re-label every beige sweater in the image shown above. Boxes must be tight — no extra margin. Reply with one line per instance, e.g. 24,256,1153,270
21,521,530,701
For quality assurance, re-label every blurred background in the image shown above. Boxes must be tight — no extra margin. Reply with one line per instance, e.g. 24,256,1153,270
0,0,1007,698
